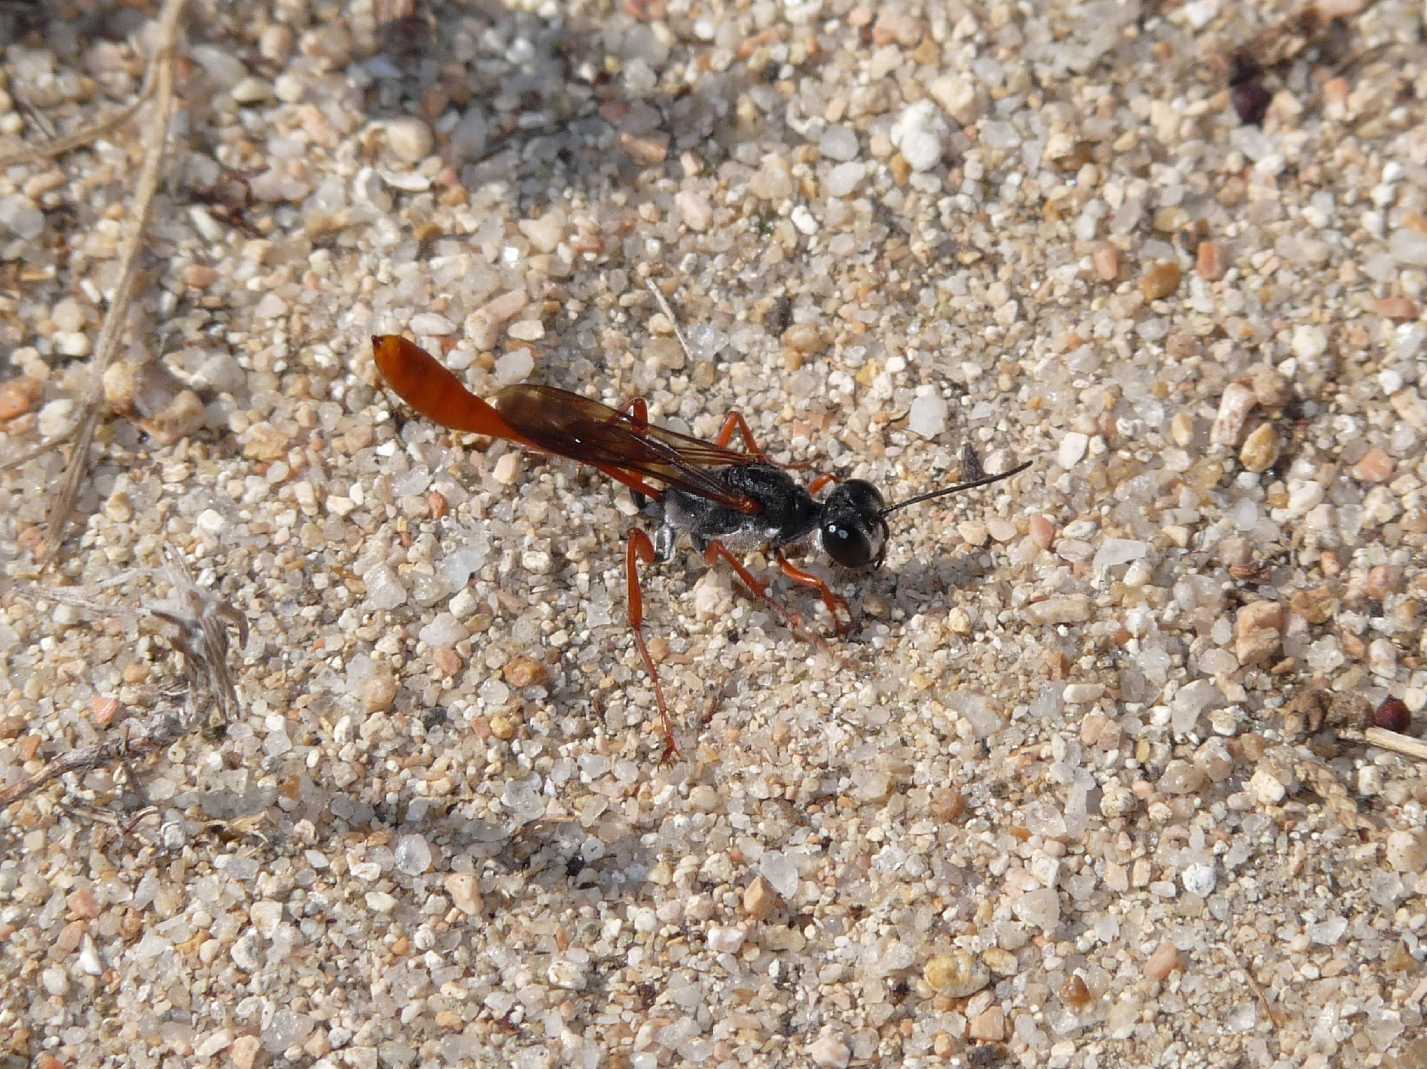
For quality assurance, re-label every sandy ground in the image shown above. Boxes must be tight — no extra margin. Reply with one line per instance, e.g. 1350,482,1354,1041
2,0,1427,1066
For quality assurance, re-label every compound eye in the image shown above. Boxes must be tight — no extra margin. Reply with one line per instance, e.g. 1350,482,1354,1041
822,522,875,568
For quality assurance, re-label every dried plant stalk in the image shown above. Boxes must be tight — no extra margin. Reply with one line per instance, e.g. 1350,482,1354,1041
1364,726,1427,762
41,0,188,565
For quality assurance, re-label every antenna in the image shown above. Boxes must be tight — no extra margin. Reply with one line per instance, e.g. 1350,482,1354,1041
880,460,1033,518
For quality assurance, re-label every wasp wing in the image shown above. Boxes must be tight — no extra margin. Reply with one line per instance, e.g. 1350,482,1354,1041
491,385,765,514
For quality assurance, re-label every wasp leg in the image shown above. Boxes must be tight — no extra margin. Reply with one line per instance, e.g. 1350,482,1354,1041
619,396,651,429
702,541,832,656
774,550,853,636
713,410,769,459
626,528,680,761
807,472,837,495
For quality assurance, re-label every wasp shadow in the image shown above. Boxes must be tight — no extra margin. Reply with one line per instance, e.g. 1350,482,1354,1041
864,549,1009,620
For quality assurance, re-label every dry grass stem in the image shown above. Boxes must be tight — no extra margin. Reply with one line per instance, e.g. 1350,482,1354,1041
0,427,76,474
0,87,152,168
645,277,696,368
41,0,188,565
1364,726,1427,762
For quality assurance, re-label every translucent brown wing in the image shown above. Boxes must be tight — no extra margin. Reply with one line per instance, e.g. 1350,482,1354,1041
373,335,764,513
490,384,763,514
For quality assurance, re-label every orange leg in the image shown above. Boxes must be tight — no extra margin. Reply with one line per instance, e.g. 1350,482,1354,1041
712,408,822,472
775,550,852,636
626,529,680,761
807,473,837,495
703,541,832,656
619,396,650,429
714,410,768,458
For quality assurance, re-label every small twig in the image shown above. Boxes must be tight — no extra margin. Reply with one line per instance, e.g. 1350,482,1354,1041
1364,726,1427,762
5,578,144,619
645,277,696,368
13,86,60,141
0,712,189,812
1222,942,1284,1031
0,45,159,166
0,427,76,473
42,0,188,565
123,806,161,834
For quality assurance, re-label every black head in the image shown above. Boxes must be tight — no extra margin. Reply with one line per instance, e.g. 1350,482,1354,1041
816,460,1033,570
817,479,889,569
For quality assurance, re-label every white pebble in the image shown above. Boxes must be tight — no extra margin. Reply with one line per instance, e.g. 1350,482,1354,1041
492,452,522,485
1013,887,1061,932
230,76,272,103
273,73,304,103
254,293,288,319
419,612,468,648
363,563,408,611
195,1030,232,1058
395,833,432,875
54,331,91,356
231,933,261,971
1181,862,1216,896
1025,596,1091,624
409,312,455,335
381,169,431,193
78,935,103,976
1291,325,1328,360
384,117,434,163
250,900,283,938
707,926,746,954
41,965,68,996
1092,538,1147,579
1249,766,1287,805
1211,383,1257,447
1284,479,1325,519
809,1032,851,1069
1058,431,1089,468
825,161,866,197
52,297,85,331
445,873,482,914
908,389,948,438
519,212,563,253
758,850,799,898
1171,679,1222,734
38,399,78,439
547,957,589,991
676,190,712,231
692,570,732,618
929,74,980,123
819,125,859,161
1308,915,1348,945
494,347,534,385
790,204,819,236
1389,228,1427,266
1386,831,1427,873
0,194,45,239
196,508,227,536
889,100,950,172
